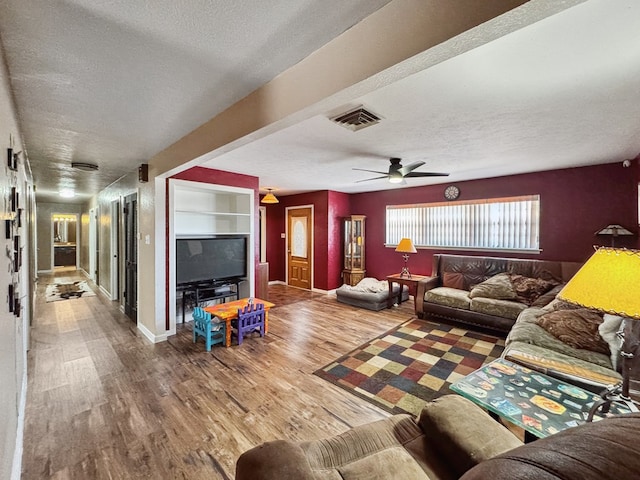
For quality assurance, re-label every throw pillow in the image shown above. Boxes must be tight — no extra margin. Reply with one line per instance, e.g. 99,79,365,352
468,273,518,301
442,272,465,290
536,309,609,355
508,274,558,306
530,283,565,308
598,314,624,371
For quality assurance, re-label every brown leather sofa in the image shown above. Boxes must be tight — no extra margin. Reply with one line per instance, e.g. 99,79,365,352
415,254,581,333
236,394,640,480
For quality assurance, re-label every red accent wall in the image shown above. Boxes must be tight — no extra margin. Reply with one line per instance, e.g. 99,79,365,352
350,162,639,279
328,191,352,289
264,190,351,290
170,166,261,292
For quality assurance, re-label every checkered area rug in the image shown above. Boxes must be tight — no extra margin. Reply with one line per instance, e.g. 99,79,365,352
315,317,505,416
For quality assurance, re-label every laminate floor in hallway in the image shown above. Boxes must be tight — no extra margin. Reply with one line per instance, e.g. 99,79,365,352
23,272,415,479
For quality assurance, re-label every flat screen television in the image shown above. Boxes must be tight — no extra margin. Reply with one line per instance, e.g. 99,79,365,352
176,236,247,285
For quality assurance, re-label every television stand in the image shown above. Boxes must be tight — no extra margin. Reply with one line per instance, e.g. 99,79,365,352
177,278,243,323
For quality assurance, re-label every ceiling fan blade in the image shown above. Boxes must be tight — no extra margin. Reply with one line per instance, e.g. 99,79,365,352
353,168,389,175
404,171,450,178
355,175,389,183
399,161,425,176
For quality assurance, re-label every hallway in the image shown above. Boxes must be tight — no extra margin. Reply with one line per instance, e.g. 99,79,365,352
23,271,413,479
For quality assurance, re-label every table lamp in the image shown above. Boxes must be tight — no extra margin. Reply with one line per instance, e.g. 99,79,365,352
557,247,640,419
395,238,417,278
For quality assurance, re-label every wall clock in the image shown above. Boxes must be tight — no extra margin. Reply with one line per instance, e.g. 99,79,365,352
444,185,460,200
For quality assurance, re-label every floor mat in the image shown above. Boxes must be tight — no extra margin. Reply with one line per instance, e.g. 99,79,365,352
45,281,96,302
314,317,505,415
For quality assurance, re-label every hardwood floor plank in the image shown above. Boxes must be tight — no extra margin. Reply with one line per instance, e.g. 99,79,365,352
23,275,416,479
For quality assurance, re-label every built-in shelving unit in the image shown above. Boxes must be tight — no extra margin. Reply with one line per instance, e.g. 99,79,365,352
174,184,252,235
168,179,255,334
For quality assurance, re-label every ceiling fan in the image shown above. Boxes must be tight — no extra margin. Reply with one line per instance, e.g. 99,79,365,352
353,157,449,184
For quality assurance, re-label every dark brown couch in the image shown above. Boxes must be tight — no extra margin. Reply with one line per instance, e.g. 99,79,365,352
236,394,640,480
415,254,582,333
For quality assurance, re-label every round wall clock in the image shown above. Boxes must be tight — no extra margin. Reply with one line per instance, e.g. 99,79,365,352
444,185,460,200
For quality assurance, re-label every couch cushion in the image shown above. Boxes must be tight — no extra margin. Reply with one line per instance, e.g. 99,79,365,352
425,287,471,310
530,283,565,308
300,413,429,480
503,341,620,387
470,297,527,320
418,395,522,478
506,308,613,369
461,414,640,480
536,309,609,355
442,272,465,290
469,273,518,301
508,274,558,305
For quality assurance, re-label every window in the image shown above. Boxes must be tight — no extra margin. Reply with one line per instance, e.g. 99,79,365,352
386,195,540,252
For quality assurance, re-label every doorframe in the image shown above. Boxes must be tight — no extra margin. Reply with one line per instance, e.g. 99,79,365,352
89,207,97,282
110,199,120,301
259,206,267,263
50,212,80,270
285,204,314,289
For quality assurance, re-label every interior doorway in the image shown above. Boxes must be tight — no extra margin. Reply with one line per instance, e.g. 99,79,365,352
110,199,120,301
89,207,98,281
52,213,79,269
123,193,138,323
286,206,312,290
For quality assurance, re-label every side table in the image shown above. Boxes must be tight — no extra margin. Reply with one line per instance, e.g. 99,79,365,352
386,273,430,308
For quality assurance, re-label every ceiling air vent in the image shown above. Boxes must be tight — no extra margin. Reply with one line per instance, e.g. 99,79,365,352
330,106,381,131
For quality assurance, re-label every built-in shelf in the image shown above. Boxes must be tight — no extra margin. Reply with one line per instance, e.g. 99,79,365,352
169,179,255,330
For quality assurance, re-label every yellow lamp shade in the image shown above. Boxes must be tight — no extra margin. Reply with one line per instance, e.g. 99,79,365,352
261,190,279,204
395,238,417,254
558,247,640,319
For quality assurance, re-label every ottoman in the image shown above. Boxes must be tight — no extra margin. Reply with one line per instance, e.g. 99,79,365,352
336,277,409,311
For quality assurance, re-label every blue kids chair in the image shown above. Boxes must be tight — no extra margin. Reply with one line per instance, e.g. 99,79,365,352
193,307,226,351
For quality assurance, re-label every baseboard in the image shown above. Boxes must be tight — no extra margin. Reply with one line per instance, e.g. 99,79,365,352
11,362,27,480
37,269,52,274
268,280,285,285
137,322,168,344
99,285,111,298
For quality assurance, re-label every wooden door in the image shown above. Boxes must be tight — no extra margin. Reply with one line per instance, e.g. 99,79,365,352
123,193,137,323
287,207,312,290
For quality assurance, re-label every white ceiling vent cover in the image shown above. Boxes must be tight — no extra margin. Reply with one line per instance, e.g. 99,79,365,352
330,106,382,131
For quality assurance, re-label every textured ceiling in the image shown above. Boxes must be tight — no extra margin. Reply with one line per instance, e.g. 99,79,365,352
2,0,639,203
202,0,640,195
0,0,391,202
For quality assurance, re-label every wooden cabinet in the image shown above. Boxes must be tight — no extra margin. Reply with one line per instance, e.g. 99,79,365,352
342,215,365,286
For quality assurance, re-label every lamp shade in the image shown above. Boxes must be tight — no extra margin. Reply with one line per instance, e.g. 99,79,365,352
595,224,633,236
261,189,279,204
557,247,640,319
395,238,417,254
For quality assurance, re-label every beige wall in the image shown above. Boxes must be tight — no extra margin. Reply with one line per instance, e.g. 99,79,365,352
0,39,34,480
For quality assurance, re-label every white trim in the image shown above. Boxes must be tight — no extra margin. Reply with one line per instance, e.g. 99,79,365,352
99,285,111,298
136,321,168,344
110,199,119,301
285,204,314,290
37,269,53,274
89,207,97,282
259,206,267,263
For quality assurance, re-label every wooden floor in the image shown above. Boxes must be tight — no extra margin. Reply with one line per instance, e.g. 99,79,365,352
23,272,415,479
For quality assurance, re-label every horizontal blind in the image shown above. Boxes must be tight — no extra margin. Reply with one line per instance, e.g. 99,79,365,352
386,195,539,251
